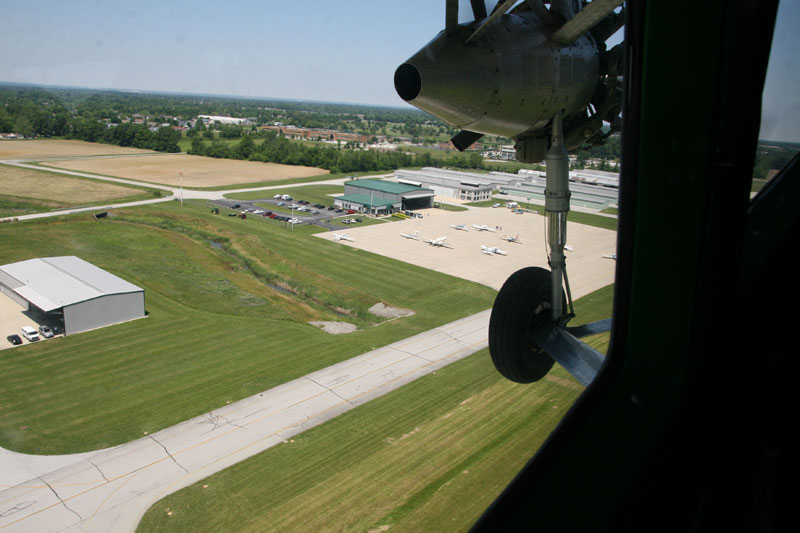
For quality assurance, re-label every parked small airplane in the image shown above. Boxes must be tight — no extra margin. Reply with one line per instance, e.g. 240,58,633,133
333,233,354,241
481,245,508,256
500,234,522,243
450,224,469,231
473,224,496,232
424,236,452,247
400,231,421,240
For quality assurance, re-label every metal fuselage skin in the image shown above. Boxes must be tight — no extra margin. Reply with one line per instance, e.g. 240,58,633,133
395,11,600,140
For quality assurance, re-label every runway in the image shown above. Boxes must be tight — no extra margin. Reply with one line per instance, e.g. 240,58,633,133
0,311,489,532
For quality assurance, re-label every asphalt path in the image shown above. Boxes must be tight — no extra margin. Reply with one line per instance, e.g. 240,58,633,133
0,310,490,533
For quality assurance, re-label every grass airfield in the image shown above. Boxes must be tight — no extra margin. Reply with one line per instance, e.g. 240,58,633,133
0,146,618,530
0,200,496,454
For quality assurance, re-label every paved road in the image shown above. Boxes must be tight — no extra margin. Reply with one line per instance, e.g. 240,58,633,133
0,159,382,222
0,310,490,533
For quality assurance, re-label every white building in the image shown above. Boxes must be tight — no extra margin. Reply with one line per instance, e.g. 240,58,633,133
394,168,526,202
198,115,251,126
0,256,145,335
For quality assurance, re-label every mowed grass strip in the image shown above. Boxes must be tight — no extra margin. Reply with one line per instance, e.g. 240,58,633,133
0,165,163,217
0,201,496,453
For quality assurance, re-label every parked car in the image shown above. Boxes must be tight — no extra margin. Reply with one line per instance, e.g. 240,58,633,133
346,209,357,214
231,204,241,209
21,326,40,341
38,325,54,338
7,334,22,345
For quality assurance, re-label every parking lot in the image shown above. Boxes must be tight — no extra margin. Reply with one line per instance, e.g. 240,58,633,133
212,197,361,230
0,296,61,350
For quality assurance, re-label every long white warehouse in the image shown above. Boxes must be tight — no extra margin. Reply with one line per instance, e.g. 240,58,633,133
0,256,144,335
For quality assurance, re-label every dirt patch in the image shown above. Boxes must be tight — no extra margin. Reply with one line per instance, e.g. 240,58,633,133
0,140,155,160
41,153,328,188
368,303,415,318
309,321,358,334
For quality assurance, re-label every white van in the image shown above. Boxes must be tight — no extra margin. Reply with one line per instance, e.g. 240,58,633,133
21,326,40,341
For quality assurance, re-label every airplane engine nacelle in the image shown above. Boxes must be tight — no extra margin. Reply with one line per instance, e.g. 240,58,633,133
394,12,600,159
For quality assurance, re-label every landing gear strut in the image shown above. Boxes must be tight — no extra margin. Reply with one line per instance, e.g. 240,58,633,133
489,111,609,387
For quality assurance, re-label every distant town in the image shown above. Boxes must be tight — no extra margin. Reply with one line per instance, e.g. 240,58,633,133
0,83,625,174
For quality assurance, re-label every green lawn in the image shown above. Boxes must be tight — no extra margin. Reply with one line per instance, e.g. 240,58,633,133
228,184,343,205
0,200,496,454
138,284,613,532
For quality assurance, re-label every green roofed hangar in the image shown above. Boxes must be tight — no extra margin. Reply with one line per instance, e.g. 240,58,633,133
335,179,435,214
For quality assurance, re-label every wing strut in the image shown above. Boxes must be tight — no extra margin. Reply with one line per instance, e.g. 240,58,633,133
465,0,517,44
552,0,624,44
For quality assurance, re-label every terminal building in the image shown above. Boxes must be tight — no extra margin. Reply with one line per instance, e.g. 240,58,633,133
335,179,435,214
0,256,145,335
394,168,524,202
394,167,619,209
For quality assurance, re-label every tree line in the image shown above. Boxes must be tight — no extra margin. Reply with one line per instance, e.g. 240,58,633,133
189,131,485,174
0,84,446,140
68,120,181,152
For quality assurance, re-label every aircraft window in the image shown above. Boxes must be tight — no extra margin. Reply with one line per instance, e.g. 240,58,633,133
754,1,800,192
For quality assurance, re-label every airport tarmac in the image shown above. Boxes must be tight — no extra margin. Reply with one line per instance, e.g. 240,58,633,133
315,205,617,295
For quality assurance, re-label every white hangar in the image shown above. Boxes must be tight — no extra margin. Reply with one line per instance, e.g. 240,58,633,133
0,256,145,335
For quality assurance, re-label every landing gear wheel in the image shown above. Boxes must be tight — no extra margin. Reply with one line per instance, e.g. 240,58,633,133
489,267,564,384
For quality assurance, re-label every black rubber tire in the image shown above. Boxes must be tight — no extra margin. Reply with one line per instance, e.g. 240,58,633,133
489,267,564,384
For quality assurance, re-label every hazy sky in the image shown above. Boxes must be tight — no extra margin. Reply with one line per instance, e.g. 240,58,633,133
2,1,798,141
